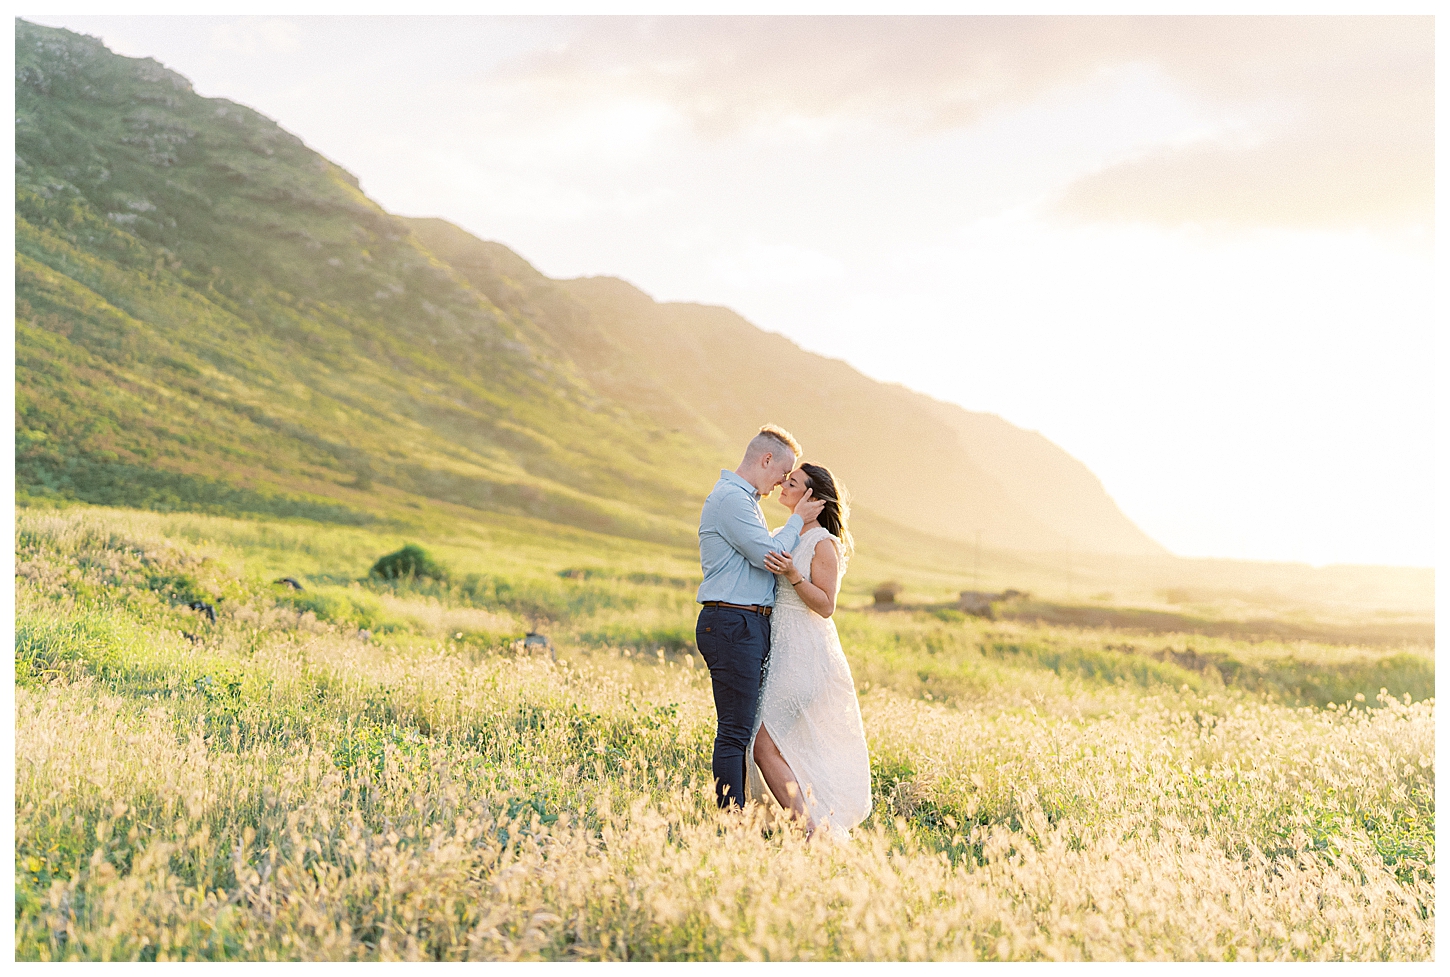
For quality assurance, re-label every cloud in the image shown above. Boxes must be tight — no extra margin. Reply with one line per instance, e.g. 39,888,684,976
209,18,303,57
1051,17,1433,230
485,16,1432,230
1053,128,1432,230
489,16,1115,137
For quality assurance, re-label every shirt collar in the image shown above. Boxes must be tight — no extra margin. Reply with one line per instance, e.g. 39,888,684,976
720,469,762,498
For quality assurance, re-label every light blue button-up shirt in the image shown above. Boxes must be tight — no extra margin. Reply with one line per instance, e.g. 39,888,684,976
697,469,804,606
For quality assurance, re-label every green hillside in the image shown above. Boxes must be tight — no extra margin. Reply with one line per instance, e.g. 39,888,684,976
14,20,711,546
16,19,1174,564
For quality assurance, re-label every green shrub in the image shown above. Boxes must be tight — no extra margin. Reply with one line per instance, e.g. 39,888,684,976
370,544,448,582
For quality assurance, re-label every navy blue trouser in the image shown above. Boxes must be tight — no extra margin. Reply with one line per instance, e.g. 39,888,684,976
695,604,772,810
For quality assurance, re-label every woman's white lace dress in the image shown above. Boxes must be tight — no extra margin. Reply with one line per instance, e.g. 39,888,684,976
747,526,872,837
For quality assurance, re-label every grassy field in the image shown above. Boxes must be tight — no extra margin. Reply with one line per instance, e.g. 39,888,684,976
13,505,1435,960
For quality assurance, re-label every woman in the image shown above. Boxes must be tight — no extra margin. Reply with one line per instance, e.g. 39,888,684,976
748,463,872,839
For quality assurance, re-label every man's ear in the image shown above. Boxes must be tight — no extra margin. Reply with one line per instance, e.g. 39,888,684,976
759,451,772,470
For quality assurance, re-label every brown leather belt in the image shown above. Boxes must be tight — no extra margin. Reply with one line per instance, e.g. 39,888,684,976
701,600,772,617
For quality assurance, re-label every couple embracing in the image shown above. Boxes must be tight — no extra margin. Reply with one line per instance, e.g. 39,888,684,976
695,424,871,840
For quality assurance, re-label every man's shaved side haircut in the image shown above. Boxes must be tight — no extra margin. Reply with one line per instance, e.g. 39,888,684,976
744,424,802,464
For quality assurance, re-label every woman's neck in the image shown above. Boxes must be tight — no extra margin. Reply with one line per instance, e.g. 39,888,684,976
800,518,821,532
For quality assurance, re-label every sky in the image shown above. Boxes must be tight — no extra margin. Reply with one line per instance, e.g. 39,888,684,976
24,14,1437,568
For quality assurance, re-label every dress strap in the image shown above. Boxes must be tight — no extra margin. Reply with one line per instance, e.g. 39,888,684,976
804,526,837,548
800,527,841,567
802,527,845,579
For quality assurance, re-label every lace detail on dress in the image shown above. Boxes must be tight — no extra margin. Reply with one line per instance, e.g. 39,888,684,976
748,526,871,838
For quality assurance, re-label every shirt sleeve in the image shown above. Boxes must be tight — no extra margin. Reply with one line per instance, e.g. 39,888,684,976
716,490,803,569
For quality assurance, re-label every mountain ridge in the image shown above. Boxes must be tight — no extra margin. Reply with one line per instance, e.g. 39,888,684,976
15,19,714,547
16,19,1164,559
407,216,1163,555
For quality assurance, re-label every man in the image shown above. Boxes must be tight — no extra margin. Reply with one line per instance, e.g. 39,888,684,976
695,424,825,810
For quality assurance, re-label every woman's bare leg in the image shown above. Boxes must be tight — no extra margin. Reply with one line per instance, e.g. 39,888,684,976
753,725,814,831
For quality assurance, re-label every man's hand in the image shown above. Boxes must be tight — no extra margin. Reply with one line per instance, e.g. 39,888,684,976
793,486,826,522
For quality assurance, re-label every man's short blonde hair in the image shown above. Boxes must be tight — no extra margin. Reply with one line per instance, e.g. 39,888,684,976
746,424,802,465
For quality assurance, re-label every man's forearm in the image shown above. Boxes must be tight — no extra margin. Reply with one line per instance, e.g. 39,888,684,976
721,508,803,567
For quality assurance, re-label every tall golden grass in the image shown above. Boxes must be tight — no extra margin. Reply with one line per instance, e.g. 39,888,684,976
13,508,1435,960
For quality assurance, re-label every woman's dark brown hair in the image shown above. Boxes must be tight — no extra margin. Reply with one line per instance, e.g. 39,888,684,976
799,463,854,557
